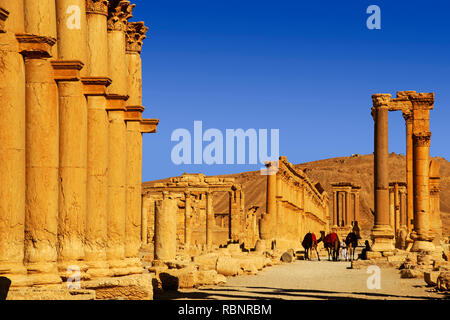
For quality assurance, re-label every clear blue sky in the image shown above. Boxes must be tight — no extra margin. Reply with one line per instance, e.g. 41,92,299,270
132,0,450,181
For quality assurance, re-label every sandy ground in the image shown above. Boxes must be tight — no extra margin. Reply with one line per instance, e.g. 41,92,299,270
158,259,449,300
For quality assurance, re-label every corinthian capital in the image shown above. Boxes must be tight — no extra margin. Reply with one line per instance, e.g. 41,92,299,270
412,132,431,147
107,0,135,31
372,93,391,108
86,0,109,15
126,21,148,53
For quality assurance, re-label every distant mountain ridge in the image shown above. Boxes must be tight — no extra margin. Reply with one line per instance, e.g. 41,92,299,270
143,153,450,238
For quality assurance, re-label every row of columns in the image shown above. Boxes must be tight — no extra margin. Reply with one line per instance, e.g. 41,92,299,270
260,159,328,248
0,0,158,286
331,183,360,228
151,187,245,260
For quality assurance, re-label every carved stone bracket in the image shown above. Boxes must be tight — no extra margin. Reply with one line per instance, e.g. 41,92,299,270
81,76,112,95
16,34,56,59
52,60,84,82
140,118,159,134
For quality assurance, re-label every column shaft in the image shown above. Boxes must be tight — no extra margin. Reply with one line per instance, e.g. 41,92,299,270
0,1,28,285
84,0,110,278
371,94,394,252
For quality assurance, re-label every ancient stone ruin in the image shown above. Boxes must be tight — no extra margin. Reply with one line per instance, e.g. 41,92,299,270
0,0,158,299
330,182,361,237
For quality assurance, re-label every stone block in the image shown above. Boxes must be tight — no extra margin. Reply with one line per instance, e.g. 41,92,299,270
437,271,450,291
424,271,440,286
281,251,293,263
400,269,423,279
365,251,382,260
193,254,219,268
197,270,218,286
216,257,240,276
82,273,154,300
215,274,227,285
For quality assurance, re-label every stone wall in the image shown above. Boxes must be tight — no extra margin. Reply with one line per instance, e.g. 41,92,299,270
260,156,329,251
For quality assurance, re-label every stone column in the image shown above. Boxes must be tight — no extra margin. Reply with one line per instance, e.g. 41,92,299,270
394,183,400,235
429,160,442,247
54,0,91,279
332,191,337,227
53,60,88,279
184,192,192,247
105,0,133,276
206,191,214,248
260,161,277,240
410,132,433,251
83,0,111,278
141,195,149,245
389,187,395,230
154,193,177,261
0,1,29,286
371,94,394,252
354,191,360,224
345,190,350,226
17,33,61,285
123,21,148,273
403,111,414,231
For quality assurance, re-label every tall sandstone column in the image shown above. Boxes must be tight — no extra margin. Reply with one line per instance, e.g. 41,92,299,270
105,0,133,276
409,92,435,252
260,161,277,242
154,193,177,261
403,111,414,231
429,160,442,247
206,191,214,248
54,0,89,279
124,21,148,274
184,192,192,247
371,94,394,252
83,0,111,278
20,0,61,285
0,0,30,286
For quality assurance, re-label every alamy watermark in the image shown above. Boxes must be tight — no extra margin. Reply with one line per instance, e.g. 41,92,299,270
366,5,381,30
366,265,381,289
171,121,280,174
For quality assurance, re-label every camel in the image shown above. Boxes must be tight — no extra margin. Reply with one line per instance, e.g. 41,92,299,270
301,232,320,261
319,231,340,261
344,231,358,261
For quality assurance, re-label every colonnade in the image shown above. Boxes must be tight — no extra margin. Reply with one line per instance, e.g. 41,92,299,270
0,0,158,287
370,91,441,253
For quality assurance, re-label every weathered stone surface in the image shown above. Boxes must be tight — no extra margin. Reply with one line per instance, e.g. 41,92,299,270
424,271,440,286
436,271,450,291
216,257,240,276
82,273,154,300
7,288,95,300
281,252,294,263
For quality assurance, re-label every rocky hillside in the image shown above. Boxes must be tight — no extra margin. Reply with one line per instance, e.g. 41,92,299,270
143,154,450,238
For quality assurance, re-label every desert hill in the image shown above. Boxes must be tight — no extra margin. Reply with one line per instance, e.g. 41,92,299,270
143,153,450,238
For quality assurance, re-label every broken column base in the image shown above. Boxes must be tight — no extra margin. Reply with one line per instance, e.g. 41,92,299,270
6,287,96,300
411,240,436,252
81,273,154,300
370,225,395,255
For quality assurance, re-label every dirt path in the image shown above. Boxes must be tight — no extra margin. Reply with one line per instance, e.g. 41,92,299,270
158,260,448,300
